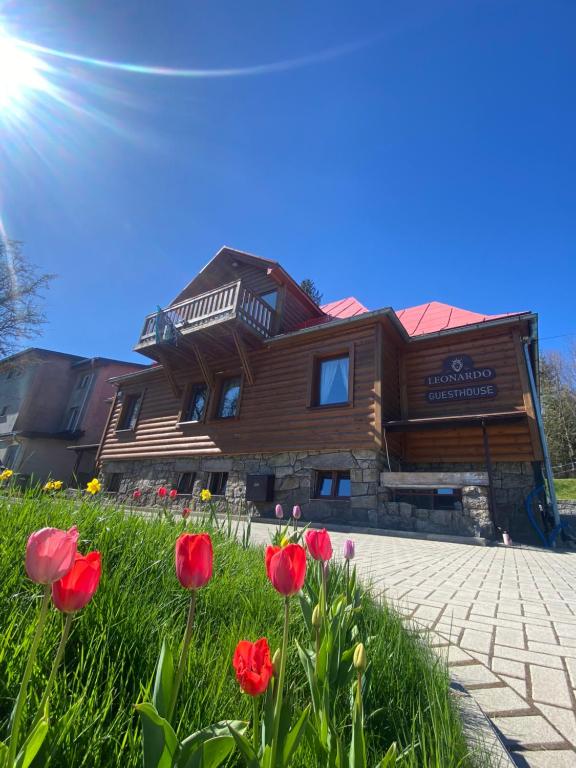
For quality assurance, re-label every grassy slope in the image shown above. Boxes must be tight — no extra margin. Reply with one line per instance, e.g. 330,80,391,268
555,478,576,500
0,496,473,767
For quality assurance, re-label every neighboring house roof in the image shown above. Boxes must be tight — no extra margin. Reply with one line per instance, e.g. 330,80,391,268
295,297,527,337
0,347,145,369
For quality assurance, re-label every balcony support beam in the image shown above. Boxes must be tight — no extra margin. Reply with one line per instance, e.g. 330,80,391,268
190,343,214,388
232,329,255,386
155,350,182,399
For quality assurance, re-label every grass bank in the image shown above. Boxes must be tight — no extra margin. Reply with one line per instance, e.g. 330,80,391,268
0,494,475,767
555,478,576,500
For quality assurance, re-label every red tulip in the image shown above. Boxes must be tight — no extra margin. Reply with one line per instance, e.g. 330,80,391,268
169,489,178,500
175,533,213,589
157,487,167,498
305,529,333,562
233,638,273,696
52,552,101,613
133,489,142,500
25,526,79,584
182,507,191,519
265,544,306,596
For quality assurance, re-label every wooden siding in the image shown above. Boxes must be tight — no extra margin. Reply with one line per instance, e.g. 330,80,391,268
100,323,379,460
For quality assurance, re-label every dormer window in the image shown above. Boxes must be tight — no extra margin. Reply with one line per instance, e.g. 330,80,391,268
260,290,278,310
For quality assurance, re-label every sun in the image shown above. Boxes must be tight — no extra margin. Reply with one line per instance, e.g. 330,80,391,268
0,31,48,112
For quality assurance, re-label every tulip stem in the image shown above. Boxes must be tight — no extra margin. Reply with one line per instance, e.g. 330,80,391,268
168,589,197,722
252,695,260,753
346,560,350,603
31,613,73,731
7,585,52,765
270,597,290,768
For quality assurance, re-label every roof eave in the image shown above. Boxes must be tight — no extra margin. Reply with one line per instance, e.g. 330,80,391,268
408,312,537,341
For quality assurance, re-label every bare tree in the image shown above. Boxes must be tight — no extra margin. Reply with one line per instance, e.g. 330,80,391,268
541,348,576,473
0,240,55,357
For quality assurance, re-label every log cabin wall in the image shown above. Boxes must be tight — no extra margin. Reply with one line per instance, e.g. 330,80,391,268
397,320,541,464
99,321,380,462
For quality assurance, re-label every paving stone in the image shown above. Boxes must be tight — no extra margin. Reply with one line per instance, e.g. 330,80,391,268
461,628,493,654
536,704,576,746
491,715,563,747
472,686,530,714
531,666,573,708
528,641,576,659
451,664,501,687
565,659,576,688
494,645,564,670
492,656,526,679
526,625,557,644
432,644,473,664
500,674,528,699
512,751,576,768
496,626,526,649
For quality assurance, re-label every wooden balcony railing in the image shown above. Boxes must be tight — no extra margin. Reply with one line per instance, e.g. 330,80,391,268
137,280,275,345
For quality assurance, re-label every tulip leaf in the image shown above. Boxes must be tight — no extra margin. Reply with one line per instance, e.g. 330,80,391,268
136,702,178,768
281,704,310,767
348,691,366,768
14,717,48,768
227,724,259,768
153,639,175,720
295,641,320,715
177,720,246,768
0,739,8,768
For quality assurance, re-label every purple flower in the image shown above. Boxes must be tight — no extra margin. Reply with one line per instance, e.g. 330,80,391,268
292,505,302,520
343,539,355,560
275,504,284,520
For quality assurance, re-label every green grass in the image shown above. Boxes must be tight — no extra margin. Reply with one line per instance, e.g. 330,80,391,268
555,478,576,500
0,494,476,767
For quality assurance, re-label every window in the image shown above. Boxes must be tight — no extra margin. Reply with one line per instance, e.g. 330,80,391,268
177,472,196,495
392,488,462,512
77,374,91,389
182,384,208,423
314,471,351,499
208,472,228,496
65,407,80,432
260,290,278,309
216,377,241,419
313,354,350,406
117,393,142,431
106,473,122,493
0,406,7,417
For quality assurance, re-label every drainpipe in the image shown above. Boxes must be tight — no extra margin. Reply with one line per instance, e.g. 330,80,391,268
522,338,561,528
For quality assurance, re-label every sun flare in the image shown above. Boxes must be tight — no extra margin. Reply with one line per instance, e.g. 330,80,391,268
0,31,48,112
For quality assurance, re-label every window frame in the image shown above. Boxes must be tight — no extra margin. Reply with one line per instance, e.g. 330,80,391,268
77,373,92,390
178,383,209,425
307,344,355,409
65,406,80,432
116,392,143,432
213,374,243,420
106,473,123,493
260,290,278,310
313,470,351,500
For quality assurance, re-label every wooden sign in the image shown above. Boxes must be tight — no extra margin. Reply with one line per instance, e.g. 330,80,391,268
425,354,497,403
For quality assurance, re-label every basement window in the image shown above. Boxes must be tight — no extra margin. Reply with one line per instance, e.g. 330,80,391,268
208,472,228,496
314,470,351,499
392,488,462,511
177,472,196,495
106,473,122,493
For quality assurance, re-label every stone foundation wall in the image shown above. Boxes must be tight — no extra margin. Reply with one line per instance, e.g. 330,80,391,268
101,453,539,540
559,500,576,517
101,449,385,525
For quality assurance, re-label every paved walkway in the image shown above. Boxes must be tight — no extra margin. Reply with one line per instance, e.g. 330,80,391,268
251,524,576,767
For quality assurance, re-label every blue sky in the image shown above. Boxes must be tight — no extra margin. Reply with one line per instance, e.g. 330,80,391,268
0,0,574,363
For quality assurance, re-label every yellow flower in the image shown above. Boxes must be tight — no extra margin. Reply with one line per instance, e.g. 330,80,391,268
53,480,63,490
86,478,101,495
280,535,290,548
200,488,212,502
43,481,55,491
0,469,14,480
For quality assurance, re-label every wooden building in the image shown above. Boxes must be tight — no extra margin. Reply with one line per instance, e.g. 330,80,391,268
98,247,550,541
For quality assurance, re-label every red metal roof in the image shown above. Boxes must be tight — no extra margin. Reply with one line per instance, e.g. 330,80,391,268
394,301,521,336
294,297,525,336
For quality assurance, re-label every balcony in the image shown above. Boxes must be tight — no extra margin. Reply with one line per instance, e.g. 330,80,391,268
134,280,276,362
